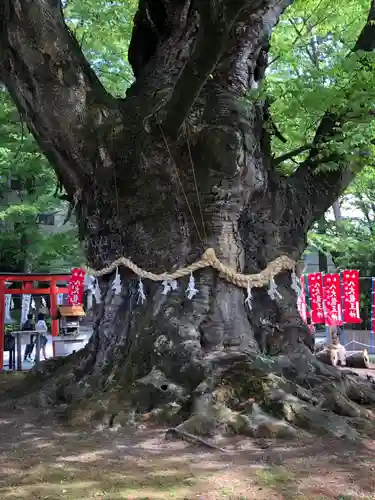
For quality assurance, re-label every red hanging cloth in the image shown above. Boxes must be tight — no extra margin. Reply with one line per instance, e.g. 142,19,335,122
67,268,85,305
323,274,342,326
342,270,361,323
307,273,325,324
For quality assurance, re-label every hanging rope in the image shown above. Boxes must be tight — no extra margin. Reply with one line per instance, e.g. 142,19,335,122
158,121,205,247
83,248,295,289
184,123,208,243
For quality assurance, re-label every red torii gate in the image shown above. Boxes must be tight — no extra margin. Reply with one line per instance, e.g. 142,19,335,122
0,273,71,370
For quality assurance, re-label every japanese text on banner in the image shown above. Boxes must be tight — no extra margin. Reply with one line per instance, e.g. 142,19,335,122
323,274,342,326
307,273,325,324
67,268,85,305
297,275,307,323
342,270,361,324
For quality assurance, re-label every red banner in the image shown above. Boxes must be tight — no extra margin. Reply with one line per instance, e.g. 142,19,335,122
67,268,85,305
323,274,342,326
297,275,307,323
342,270,361,323
307,273,325,323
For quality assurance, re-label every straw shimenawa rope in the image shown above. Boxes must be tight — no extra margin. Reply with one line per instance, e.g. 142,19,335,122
84,248,295,289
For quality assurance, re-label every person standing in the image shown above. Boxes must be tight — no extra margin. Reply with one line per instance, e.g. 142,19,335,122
35,312,49,361
23,313,35,362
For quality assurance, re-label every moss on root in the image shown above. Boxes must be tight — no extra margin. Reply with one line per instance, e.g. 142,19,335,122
173,354,375,441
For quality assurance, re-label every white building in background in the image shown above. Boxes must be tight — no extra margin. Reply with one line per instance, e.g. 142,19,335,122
302,247,336,274
37,207,75,234
1,176,75,234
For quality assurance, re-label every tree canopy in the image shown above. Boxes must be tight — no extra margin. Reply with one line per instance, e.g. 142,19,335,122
268,0,375,172
0,88,82,272
1,0,375,277
2,0,375,229
1,0,375,271
63,0,375,178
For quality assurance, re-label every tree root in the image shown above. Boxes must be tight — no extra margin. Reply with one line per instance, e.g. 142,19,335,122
165,427,227,452
0,349,91,412
2,349,375,441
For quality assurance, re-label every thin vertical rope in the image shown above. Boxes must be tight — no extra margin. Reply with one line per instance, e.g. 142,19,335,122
113,169,123,249
158,121,205,247
184,123,208,243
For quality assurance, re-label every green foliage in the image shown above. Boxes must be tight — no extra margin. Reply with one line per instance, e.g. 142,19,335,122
28,230,84,273
267,0,375,173
309,166,375,320
0,89,83,272
0,0,139,272
309,166,375,275
64,0,137,95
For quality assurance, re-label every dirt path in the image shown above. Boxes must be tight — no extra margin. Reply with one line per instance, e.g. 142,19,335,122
0,409,374,499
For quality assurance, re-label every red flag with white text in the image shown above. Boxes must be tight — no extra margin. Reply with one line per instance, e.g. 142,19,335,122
323,274,342,326
67,268,85,305
342,270,361,323
307,273,325,324
297,275,307,323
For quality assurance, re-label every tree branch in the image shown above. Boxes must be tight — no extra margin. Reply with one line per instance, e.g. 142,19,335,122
163,0,295,135
162,0,255,136
208,0,294,99
0,0,119,193
287,0,375,226
273,144,312,166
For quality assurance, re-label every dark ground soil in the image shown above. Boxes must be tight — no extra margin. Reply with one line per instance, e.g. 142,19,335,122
0,369,374,499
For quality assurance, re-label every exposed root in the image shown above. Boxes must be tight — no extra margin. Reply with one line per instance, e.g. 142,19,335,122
1,349,375,442
165,427,227,452
174,352,375,440
0,349,91,411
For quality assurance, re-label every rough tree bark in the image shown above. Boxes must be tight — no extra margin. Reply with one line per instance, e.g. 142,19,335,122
1,0,375,440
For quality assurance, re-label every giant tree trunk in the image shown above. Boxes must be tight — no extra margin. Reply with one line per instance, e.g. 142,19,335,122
1,0,375,439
